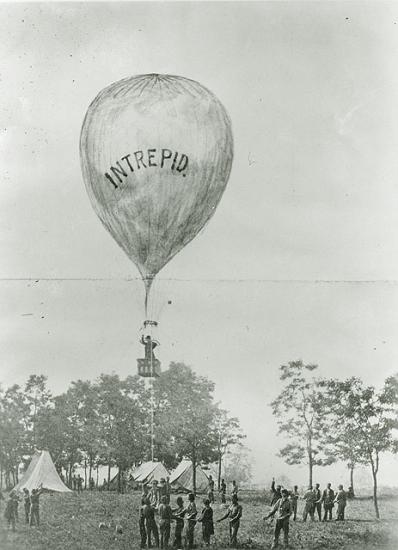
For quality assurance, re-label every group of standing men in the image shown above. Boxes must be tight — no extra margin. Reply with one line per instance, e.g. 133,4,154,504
2,485,43,532
301,483,347,522
71,474,84,492
138,476,242,549
266,479,349,549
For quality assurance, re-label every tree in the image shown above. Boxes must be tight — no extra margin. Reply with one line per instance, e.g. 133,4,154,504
214,408,245,489
322,376,398,519
24,375,51,452
45,392,83,485
223,446,253,486
0,364,246,495
321,420,362,496
95,373,148,491
270,360,335,486
0,384,28,487
153,363,220,494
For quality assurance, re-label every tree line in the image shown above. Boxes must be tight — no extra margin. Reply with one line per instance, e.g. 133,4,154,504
271,360,398,518
0,363,245,494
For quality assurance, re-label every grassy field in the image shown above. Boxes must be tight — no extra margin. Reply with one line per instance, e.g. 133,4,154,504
1,490,397,550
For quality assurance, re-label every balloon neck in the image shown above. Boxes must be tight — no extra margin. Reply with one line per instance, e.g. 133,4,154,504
144,275,155,318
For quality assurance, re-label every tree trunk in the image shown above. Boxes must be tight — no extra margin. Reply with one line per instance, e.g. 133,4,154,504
69,463,73,489
32,395,37,451
308,439,313,487
89,458,93,488
117,468,121,494
218,451,222,491
84,459,87,489
107,462,111,490
349,464,355,496
96,464,99,488
371,463,380,519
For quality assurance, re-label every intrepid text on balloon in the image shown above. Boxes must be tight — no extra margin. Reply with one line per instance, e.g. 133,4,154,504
105,149,189,189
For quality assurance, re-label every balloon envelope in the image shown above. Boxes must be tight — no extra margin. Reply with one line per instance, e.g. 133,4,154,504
80,74,233,297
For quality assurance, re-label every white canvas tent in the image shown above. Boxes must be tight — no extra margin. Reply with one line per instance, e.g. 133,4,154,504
131,461,170,484
170,460,209,493
14,450,72,493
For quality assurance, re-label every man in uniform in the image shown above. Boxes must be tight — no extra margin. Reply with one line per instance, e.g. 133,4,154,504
271,478,282,506
264,488,292,549
207,475,215,504
77,474,83,494
334,485,347,521
302,486,315,521
314,483,322,521
23,488,31,524
158,478,168,502
171,496,185,549
289,486,299,521
139,496,148,548
198,498,214,546
141,334,158,362
158,495,172,549
165,476,171,504
217,493,242,548
321,483,335,521
145,497,160,547
141,482,149,497
11,490,20,522
148,479,159,509
29,485,43,527
183,493,197,549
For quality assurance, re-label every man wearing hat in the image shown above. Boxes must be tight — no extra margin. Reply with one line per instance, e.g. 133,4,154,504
183,493,197,549
158,478,168,503
165,476,171,504
217,493,242,548
271,478,282,506
148,479,159,508
207,475,215,504
321,483,335,521
302,485,315,521
264,488,292,549
334,485,347,521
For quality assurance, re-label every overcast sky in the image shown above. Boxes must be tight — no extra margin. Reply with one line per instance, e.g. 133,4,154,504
1,1,398,488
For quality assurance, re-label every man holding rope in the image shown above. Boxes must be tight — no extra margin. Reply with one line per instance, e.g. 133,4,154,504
264,488,292,549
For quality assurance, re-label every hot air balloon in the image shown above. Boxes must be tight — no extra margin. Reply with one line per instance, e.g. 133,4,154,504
80,74,233,377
